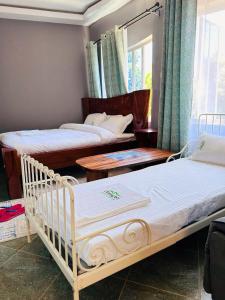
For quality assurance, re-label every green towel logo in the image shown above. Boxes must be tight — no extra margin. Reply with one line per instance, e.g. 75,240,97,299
103,189,120,200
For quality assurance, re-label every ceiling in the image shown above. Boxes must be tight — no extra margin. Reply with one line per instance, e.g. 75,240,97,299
0,0,132,25
0,0,100,14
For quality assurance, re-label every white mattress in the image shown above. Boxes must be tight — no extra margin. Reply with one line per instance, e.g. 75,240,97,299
71,158,225,266
0,123,134,155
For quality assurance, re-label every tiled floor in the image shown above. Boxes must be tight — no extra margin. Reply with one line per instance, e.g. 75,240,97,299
0,164,212,299
0,229,211,300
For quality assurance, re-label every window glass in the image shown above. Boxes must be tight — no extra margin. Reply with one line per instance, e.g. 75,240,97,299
128,36,153,120
128,51,133,93
143,42,153,94
192,9,225,118
134,48,142,90
190,7,225,138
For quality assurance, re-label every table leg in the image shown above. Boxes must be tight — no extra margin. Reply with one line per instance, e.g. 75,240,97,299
86,170,108,182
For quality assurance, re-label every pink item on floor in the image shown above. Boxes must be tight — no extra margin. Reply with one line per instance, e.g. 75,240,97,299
0,204,25,222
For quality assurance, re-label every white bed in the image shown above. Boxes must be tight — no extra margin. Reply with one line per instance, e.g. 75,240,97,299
21,154,225,299
0,123,134,155
36,158,225,267
21,113,225,300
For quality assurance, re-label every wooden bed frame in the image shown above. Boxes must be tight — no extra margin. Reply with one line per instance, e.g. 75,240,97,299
1,90,150,199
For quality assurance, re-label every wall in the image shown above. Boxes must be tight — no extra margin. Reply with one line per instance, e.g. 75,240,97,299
0,19,88,132
89,0,165,128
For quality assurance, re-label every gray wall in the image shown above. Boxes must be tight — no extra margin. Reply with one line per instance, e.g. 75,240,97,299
89,0,165,128
0,19,88,132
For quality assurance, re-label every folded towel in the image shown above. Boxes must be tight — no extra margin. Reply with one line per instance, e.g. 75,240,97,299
38,184,150,229
75,184,150,227
16,130,40,136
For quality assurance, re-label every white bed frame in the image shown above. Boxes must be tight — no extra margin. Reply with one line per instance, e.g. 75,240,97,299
21,113,225,300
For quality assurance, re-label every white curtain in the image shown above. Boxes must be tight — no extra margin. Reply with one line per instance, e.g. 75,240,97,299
189,0,225,138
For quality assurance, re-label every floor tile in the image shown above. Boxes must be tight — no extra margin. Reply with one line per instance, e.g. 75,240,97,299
0,251,59,300
120,281,187,300
2,236,31,251
20,236,52,259
80,275,124,300
42,272,124,300
113,266,130,280
128,241,199,299
41,273,73,300
0,244,16,266
57,166,86,184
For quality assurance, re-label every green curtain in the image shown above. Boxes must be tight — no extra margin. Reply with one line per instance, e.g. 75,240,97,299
157,0,197,152
101,26,128,97
87,41,102,98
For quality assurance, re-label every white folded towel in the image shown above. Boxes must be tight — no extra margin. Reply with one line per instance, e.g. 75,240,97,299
38,183,150,230
75,184,150,228
16,130,40,136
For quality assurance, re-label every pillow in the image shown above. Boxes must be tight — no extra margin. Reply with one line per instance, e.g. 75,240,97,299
84,112,107,126
99,114,133,134
190,134,225,166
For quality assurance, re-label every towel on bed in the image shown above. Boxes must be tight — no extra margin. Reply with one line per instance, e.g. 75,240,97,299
38,183,150,230
75,184,150,228
16,130,40,136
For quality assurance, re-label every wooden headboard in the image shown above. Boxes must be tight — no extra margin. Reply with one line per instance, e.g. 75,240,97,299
82,89,150,132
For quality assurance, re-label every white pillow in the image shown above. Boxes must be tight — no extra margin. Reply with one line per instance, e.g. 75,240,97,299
190,134,225,166
99,114,133,134
84,112,107,126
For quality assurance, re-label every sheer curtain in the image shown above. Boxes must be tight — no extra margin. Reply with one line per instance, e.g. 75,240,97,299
190,0,225,138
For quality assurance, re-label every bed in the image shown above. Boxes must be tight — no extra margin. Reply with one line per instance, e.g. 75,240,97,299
0,90,150,199
21,113,225,299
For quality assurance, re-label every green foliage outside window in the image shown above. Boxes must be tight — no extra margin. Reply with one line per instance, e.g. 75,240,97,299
144,71,152,118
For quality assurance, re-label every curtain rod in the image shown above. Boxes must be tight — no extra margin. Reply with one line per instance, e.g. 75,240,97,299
93,2,163,45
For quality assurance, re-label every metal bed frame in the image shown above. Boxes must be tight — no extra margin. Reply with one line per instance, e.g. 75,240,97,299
198,113,225,135
21,113,225,300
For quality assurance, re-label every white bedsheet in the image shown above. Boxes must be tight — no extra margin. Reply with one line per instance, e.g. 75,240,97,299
0,124,134,154
73,158,225,266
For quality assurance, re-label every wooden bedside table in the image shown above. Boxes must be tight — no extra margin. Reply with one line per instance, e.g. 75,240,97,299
134,128,158,147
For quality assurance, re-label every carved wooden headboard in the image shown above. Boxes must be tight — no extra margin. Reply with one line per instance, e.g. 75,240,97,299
82,89,150,132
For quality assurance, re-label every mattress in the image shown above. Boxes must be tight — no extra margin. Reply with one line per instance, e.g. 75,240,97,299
40,158,225,266
0,123,135,155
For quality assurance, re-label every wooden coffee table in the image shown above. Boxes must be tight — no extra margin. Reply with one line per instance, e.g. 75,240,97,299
76,148,173,182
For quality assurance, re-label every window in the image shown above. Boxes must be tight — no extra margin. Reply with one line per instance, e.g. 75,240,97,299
189,2,225,138
192,9,225,119
128,36,153,120
128,36,153,93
